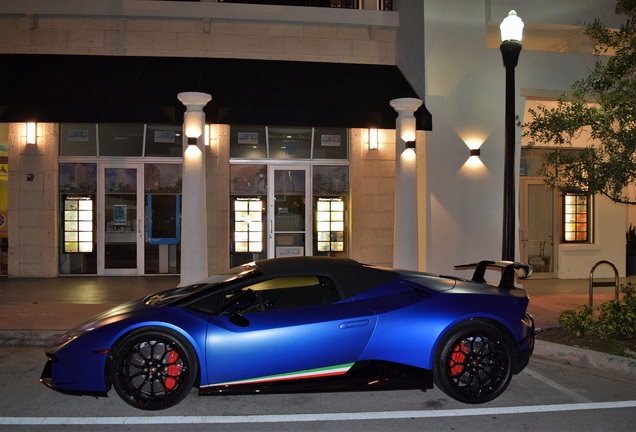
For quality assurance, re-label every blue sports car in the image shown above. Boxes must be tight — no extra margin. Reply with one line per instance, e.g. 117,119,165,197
41,257,535,410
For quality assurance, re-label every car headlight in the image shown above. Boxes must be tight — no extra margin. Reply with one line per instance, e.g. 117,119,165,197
54,327,95,344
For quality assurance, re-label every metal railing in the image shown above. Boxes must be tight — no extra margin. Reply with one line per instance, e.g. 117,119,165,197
217,0,393,10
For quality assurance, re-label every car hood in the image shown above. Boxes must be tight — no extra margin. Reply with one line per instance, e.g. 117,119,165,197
63,299,149,336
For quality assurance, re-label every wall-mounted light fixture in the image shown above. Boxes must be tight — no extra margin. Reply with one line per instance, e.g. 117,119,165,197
368,128,378,150
26,122,37,145
178,91,212,147
405,140,416,151
465,138,483,158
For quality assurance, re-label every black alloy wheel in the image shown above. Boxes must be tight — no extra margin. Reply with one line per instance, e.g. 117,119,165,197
110,327,198,410
433,321,514,404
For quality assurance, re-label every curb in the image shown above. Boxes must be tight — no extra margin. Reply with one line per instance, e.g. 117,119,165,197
0,330,62,347
533,340,636,378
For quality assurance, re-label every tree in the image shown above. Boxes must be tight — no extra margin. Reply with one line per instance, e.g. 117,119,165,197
521,0,636,204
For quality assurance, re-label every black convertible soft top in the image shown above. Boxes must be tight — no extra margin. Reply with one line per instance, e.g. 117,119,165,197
254,257,401,298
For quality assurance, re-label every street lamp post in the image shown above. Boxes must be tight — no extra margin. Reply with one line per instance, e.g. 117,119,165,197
500,10,524,262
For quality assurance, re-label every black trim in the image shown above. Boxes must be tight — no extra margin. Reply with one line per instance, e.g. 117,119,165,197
0,54,432,130
199,360,433,396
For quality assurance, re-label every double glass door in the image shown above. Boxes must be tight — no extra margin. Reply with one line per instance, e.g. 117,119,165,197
99,164,144,275
269,166,311,258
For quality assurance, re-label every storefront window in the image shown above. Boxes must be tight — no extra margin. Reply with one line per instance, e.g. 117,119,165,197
59,163,98,274
313,165,349,257
145,164,182,274
230,126,268,159
145,125,183,157
0,140,8,275
99,124,144,156
229,125,348,160
230,164,268,267
313,128,348,159
563,192,591,243
60,124,97,156
268,127,312,159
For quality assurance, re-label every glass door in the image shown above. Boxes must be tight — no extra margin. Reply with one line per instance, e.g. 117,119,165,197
520,178,556,278
268,166,311,258
99,164,144,275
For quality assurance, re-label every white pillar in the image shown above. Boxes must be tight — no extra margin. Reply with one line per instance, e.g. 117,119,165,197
390,98,422,270
178,92,211,286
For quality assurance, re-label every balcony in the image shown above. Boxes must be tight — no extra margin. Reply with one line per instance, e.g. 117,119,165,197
172,0,393,10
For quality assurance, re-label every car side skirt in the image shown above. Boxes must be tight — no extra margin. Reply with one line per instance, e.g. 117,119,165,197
199,360,433,396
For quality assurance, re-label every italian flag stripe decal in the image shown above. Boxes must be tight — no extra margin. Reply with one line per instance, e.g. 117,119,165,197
205,363,354,388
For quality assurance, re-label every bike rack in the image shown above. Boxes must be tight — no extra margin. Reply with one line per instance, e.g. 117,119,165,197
588,260,619,307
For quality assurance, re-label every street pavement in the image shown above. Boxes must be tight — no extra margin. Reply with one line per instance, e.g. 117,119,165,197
0,273,634,378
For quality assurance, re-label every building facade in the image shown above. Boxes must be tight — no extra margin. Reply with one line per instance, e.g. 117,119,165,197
0,0,628,281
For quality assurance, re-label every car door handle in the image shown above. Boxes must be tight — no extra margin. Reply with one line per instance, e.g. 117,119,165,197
339,319,371,329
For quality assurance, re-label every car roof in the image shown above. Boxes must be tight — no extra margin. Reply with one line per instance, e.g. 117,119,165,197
253,257,401,298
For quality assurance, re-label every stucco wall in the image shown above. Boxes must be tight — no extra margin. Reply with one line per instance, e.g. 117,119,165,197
424,0,628,278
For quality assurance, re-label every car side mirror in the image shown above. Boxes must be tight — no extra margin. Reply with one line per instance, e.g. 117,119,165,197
228,313,250,327
221,289,256,326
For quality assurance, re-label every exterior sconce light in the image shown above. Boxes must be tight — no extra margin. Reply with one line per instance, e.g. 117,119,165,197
368,128,378,150
465,138,483,158
405,141,416,151
26,122,37,145
178,91,212,146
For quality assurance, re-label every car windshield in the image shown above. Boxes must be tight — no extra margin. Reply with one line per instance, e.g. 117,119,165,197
144,263,258,306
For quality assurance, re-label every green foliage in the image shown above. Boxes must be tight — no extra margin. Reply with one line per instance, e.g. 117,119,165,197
521,0,636,204
558,282,636,339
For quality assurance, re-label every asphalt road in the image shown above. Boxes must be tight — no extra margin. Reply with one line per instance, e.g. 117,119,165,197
1,346,634,432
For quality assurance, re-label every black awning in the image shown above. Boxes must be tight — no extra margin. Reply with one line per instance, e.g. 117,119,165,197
0,54,431,130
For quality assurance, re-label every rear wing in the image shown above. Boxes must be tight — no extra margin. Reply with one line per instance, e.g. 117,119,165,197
454,260,532,289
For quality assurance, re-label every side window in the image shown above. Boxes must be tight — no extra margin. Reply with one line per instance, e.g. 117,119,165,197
223,275,340,314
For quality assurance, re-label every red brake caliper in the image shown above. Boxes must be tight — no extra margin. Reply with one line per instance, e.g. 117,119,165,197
165,350,181,391
449,341,467,377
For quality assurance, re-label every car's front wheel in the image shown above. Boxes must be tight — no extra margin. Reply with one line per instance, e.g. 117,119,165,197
433,320,513,404
110,327,198,410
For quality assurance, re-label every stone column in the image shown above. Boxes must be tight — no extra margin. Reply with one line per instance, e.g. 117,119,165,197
390,98,422,270
178,92,211,286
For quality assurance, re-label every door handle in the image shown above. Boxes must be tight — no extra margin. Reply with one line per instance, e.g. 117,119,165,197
339,319,370,329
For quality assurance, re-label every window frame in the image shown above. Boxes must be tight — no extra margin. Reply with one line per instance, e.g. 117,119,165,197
562,191,592,243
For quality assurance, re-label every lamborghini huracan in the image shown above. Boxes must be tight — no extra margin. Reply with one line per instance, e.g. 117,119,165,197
41,257,535,410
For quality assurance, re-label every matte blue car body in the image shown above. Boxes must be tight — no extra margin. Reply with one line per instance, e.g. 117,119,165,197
41,257,534,407
43,303,210,394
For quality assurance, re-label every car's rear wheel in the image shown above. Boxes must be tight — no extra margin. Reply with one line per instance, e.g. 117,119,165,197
110,327,198,410
433,321,513,404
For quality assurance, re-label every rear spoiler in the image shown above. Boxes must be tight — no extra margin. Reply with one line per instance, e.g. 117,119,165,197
454,260,532,289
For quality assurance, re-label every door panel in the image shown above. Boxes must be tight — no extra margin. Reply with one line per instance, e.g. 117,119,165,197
99,164,144,275
204,302,376,385
269,166,311,257
520,178,556,277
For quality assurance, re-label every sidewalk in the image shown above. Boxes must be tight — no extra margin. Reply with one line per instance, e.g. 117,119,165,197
0,274,634,377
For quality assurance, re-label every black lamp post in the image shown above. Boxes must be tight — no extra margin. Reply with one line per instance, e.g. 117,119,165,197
500,10,524,262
